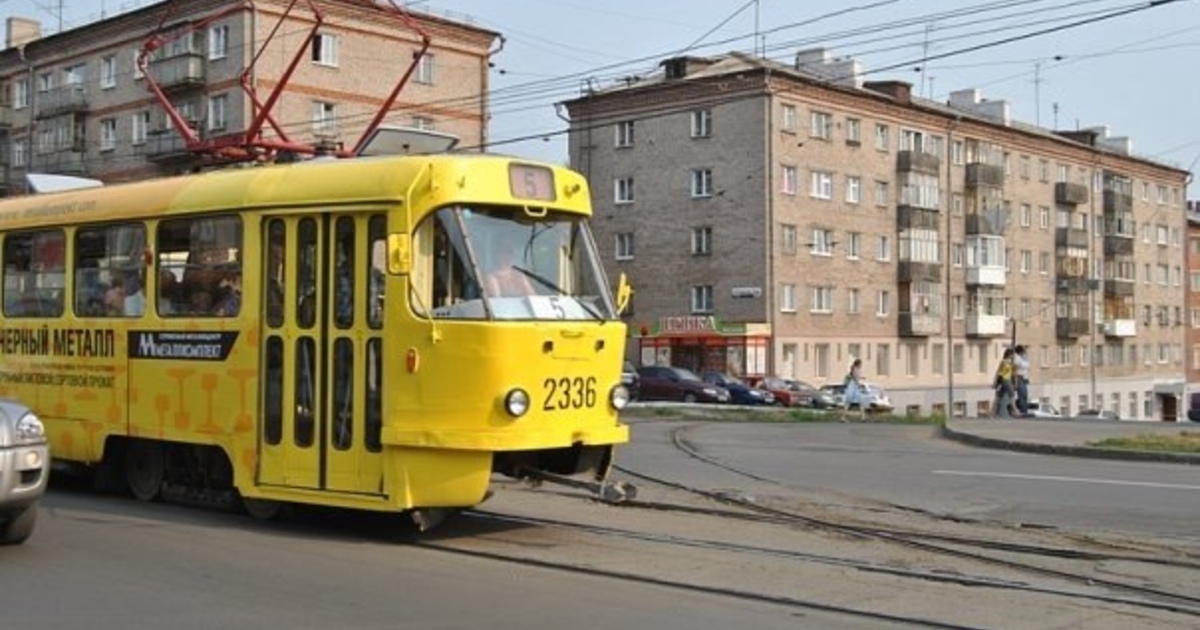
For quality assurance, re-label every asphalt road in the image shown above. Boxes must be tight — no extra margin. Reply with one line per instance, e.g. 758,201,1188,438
619,419,1200,540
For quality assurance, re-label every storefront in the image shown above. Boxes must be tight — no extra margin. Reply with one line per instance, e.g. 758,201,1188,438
633,315,771,379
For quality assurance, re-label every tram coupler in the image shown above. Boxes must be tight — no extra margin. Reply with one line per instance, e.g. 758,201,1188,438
519,468,637,504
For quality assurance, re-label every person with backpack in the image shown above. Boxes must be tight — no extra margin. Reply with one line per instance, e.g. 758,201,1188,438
992,348,1018,418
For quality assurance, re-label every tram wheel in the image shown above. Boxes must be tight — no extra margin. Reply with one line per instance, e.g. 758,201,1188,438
125,441,165,502
241,497,286,521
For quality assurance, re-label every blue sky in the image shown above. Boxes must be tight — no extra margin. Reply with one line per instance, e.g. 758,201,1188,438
5,0,1199,185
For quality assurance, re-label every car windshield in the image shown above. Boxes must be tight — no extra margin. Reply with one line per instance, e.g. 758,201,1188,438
673,367,702,381
411,205,616,321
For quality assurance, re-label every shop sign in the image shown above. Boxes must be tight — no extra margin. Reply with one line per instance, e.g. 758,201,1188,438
659,315,716,333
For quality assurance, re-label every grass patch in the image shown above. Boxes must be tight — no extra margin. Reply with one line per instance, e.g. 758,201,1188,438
1089,431,1200,454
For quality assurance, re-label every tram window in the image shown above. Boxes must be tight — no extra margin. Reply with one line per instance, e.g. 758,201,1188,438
365,338,382,452
265,220,285,327
334,217,354,329
332,338,353,450
264,336,284,445
295,337,316,448
297,218,317,329
367,215,386,329
3,230,66,318
156,216,242,317
74,223,146,318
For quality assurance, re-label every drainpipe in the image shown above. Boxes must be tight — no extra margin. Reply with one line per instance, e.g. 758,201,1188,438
764,69,775,377
945,116,958,418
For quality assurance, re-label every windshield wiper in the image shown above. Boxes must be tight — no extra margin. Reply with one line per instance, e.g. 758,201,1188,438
512,265,604,322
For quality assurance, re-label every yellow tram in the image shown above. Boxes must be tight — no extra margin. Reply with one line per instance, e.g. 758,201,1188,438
0,154,632,527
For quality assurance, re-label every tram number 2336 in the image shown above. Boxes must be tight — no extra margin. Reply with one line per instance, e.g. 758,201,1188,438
542,376,598,410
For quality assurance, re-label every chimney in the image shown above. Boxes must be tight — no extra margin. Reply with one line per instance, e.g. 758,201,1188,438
6,17,41,49
793,48,863,88
864,80,912,104
947,88,1011,126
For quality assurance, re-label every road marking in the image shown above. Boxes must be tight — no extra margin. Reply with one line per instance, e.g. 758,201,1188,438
933,470,1200,491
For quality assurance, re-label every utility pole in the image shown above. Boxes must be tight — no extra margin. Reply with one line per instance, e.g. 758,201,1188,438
1033,62,1043,127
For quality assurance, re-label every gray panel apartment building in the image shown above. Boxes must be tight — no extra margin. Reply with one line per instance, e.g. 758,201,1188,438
0,0,497,192
565,50,1190,420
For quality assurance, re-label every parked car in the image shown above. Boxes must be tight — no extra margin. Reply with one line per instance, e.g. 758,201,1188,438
1025,402,1063,418
819,383,894,412
701,372,774,406
621,361,640,400
1077,409,1120,421
636,366,731,404
0,401,50,545
759,377,836,408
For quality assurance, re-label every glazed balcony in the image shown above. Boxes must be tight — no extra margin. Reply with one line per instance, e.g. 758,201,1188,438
1055,182,1089,205
897,205,940,230
1103,190,1133,214
1103,235,1134,256
149,53,206,92
965,163,1005,188
1104,278,1135,298
1056,317,1089,339
965,264,1005,287
1102,319,1136,337
1055,276,1090,295
965,213,1005,236
898,261,941,283
1055,227,1089,249
899,312,942,337
897,150,941,175
966,314,1007,337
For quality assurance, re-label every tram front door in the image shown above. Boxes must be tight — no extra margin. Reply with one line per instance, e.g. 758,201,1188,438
257,213,388,496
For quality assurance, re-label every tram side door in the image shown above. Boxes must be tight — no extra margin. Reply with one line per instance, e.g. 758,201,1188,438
257,214,387,495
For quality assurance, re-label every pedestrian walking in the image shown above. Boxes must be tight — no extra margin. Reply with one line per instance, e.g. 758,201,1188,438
1013,345,1031,417
840,358,866,422
992,348,1017,418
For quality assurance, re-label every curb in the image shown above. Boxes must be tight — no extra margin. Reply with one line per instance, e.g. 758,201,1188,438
939,424,1200,466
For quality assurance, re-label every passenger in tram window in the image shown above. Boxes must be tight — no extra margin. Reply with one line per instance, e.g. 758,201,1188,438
158,270,181,315
213,267,242,317
188,288,214,315
123,270,145,317
104,276,126,316
484,245,535,298
266,242,285,321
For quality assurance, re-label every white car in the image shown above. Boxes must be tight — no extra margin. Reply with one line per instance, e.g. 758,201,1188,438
1025,402,1062,418
0,402,50,545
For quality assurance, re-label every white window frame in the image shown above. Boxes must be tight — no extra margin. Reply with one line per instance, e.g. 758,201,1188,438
874,123,889,151
691,285,714,314
208,25,229,60
781,165,797,195
848,288,860,314
692,227,713,255
810,286,834,314
416,53,435,84
207,93,228,131
780,284,797,312
100,55,118,89
809,228,834,256
100,118,117,151
311,100,338,136
876,290,890,316
690,109,712,138
845,118,862,144
615,233,634,261
690,168,713,198
809,170,833,200
614,121,634,148
781,224,797,255
845,176,861,204
846,232,861,259
312,33,339,67
131,111,149,146
810,110,832,140
877,235,891,261
614,177,634,204
13,79,29,109
781,104,796,133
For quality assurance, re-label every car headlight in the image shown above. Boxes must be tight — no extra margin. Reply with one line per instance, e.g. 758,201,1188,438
503,389,530,417
14,413,46,445
703,388,718,396
610,385,630,410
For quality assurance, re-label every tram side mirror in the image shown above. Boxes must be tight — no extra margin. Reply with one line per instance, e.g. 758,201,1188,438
387,233,411,275
615,273,633,315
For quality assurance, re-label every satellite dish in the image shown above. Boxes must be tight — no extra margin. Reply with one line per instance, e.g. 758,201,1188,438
356,126,460,157
25,173,104,194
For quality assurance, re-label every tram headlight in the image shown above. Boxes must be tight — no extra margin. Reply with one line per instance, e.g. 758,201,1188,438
14,413,46,445
610,385,631,411
504,389,531,417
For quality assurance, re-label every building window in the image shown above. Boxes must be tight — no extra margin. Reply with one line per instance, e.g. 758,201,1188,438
416,53,435,84
876,290,890,316
692,227,712,255
412,116,435,131
311,100,337,136
614,121,634,148
614,177,634,204
615,233,634,260
12,139,26,167
13,79,29,109
781,224,797,254
809,170,833,200
691,285,713,313
1039,206,1050,229
874,180,889,207
132,49,144,80
780,284,796,312
876,344,891,376
781,165,797,194
691,109,712,138
810,111,832,140
810,286,833,313
1020,203,1031,227
951,140,964,165
848,288,860,314
207,94,227,131
874,123,889,151
846,118,861,144
877,235,891,261
690,168,713,198
781,104,796,132
312,33,339,66
131,111,149,146
845,176,861,204
101,55,118,88
809,228,834,256
208,25,229,60
846,232,861,259
100,118,117,151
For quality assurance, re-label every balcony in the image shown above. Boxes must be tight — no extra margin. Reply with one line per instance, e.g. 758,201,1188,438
897,205,940,230
33,148,86,175
149,53,206,92
1055,182,1089,205
1103,235,1134,256
1104,278,1135,297
1055,227,1088,249
897,150,940,175
0,105,12,127
1055,276,1090,294
1103,190,1133,214
966,314,1007,337
145,127,196,161
898,261,941,283
965,213,1006,236
899,312,942,337
965,265,1005,287
1102,319,1137,338
36,84,88,118
965,163,1005,188
1056,317,1089,339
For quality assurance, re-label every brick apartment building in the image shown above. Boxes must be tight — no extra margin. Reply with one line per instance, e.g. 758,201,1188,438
0,0,497,192
1187,200,1200,421
565,50,1190,420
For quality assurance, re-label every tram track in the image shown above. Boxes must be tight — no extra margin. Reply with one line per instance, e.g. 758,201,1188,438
601,421,1200,618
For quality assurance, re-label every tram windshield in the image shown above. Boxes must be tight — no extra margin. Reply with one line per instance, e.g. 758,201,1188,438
412,205,617,321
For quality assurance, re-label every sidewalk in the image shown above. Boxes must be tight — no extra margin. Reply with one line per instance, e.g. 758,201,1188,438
942,417,1200,465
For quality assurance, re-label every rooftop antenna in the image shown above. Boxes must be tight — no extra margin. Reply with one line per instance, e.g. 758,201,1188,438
1033,61,1043,126
920,22,935,97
